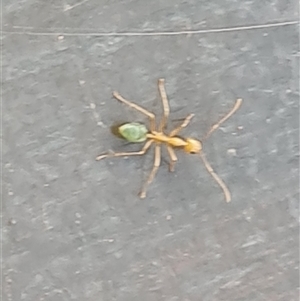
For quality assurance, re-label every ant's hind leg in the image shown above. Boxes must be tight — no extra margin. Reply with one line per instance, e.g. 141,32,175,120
96,140,153,161
139,144,161,199
113,92,156,131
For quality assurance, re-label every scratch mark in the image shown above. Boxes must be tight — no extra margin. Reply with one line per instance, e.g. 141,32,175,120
63,0,89,12
4,271,13,301
219,264,259,289
241,233,266,248
2,20,298,37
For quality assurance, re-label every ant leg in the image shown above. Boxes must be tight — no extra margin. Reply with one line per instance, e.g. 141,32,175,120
113,92,156,132
158,79,170,132
96,139,153,161
166,145,178,172
139,144,161,199
199,152,231,203
204,98,242,139
169,114,195,137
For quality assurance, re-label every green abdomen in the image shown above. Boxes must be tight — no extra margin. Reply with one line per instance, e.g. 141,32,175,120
118,123,148,142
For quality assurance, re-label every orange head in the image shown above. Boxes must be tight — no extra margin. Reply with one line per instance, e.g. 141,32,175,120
184,138,202,154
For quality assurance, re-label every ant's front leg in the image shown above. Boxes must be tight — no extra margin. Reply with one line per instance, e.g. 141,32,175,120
166,145,178,172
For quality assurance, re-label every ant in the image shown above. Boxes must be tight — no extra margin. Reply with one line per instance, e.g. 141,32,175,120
96,79,242,202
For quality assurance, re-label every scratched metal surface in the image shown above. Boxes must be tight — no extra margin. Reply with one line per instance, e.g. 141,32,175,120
3,1,299,300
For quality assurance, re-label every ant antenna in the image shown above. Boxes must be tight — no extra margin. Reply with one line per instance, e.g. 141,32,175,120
198,98,242,202
204,98,242,140
199,152,231,202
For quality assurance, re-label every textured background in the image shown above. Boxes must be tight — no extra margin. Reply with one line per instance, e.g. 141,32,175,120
2,1,299,300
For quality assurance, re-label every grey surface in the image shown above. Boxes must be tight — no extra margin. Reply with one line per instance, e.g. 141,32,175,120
2,1,299,300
